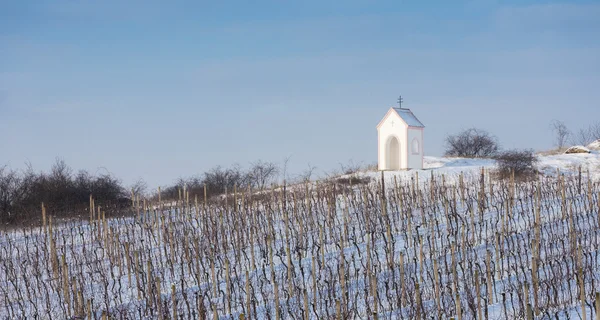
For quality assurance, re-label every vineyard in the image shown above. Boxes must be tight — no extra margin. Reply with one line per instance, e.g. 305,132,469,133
1,156,600,319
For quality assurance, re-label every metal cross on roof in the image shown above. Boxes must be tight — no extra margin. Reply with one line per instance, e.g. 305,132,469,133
397,95,404,109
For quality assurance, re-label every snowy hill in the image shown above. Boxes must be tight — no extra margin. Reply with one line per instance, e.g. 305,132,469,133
588,139,600,150
349,153,600,185
1,153,599,319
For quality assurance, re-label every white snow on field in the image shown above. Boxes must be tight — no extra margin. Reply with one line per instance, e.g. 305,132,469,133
347,153,600,184
1,152,600,319
588,139,600,150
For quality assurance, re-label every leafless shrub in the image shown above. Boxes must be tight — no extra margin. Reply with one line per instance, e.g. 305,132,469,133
550,120,570,150
295,163,318,183
130,178,148,198
0,158,127,224
247,160,279,190
0,166,23,224
339,159,368,176
334,176,371,185
570,121,600,146
494,149,539,180
445,128,500,158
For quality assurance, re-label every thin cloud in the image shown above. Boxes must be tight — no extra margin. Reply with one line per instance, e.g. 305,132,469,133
38,0,170,22
494,2,600,31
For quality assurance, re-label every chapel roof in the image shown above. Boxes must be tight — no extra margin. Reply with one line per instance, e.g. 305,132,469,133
393,108,425,128
377,107,425,129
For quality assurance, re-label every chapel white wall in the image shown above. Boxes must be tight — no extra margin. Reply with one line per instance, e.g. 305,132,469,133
378,112,407,170
407,128,424,169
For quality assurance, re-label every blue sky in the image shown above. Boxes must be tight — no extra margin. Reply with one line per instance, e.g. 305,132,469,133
1,0,599,188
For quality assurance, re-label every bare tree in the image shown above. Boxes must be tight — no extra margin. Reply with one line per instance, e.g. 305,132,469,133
339,160,363,175
203,164,247,195
570,121,600,146
247,160,279,190
281,155,292,186
588,122,600,142
0,166,22,222
444,128,500,158
550,120,570,150
130,178,148,198
296,163,317,183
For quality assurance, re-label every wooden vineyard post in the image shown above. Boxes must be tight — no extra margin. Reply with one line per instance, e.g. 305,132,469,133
268,236,281,320
459,172,465,203
531,255,539,316
399,252,405,308
61,254,71,318
455,293,462,320
381,170,386,215
415,281,422,320
406,203,413,248
418,235,424,283
430,171,435,203
87,299,92,319
172,284,177,320
156,277,163,320
587,169,592,212
89,194,93,223
303,289,310,320
157,186,162,214
595,292,600,320
284,212,294,297
366,236,372,295
197,293,206,320
578,165,582,194
49,216,59,279
319,225,325,267
226,259,232,316
451,242,458,299
210,255,217,298
524,282,531,320
486,250,494,305
245,270,251,319
371,270,378,318
248,201,256,270
495,233,502,280
526,303,533,320
479,167,485,214
339,234,347,308
433,257,441,317
510,169,515,209
413,171,418,201
475,269,482,320
212,301,218,320
579,265,586,320
147,260,153,309
451,241,461,320
125,242,132,284
42,202,47,234
312,256,318,312
134,251,141,300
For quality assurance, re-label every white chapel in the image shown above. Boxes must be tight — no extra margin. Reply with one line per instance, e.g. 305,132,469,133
377,103,425,170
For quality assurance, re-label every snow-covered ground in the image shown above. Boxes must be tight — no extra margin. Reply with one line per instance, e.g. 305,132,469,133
360,153,600,183
1,153,599,319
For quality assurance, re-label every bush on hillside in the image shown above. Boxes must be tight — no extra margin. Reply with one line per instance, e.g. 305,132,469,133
494,149,539,180
569,122,600,146
445,128,500,158
0,158,127,224
158,160,281,201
